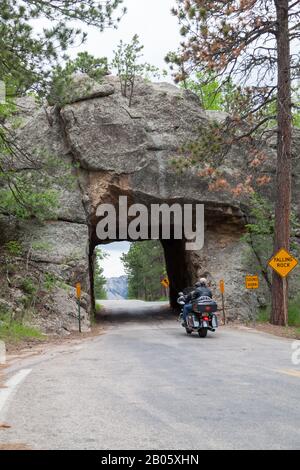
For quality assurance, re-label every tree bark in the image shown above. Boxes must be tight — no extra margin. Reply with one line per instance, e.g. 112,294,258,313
271,0,292,326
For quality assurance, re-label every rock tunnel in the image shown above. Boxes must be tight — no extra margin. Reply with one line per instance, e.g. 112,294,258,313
4,74,290,333
87,183,246,310
56,75,251,318
87,187,194,309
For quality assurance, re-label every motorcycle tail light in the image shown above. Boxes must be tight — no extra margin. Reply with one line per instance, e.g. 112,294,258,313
203,316,209,321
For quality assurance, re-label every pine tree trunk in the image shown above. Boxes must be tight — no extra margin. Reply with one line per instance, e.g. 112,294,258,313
271,0,292,326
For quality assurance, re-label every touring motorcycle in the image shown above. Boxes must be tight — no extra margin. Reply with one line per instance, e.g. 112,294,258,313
177,291,219,338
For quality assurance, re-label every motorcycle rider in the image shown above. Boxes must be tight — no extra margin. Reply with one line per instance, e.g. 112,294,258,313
182,278,212,326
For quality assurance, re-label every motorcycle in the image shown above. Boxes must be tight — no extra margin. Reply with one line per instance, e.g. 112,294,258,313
177,291,219,338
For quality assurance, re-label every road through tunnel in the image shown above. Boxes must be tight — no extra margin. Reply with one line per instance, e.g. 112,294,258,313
89,236,194,311
87,188,245,313
87,189,207,310
88,166,245,320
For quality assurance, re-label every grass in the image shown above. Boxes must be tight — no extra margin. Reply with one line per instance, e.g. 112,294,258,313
257,307,269,323
0,311,44,343
287,295,300,326
95,300,103,313
0,322,43,343
258,295,300,327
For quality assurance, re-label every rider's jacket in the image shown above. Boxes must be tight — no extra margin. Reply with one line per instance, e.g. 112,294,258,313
186,286,212,302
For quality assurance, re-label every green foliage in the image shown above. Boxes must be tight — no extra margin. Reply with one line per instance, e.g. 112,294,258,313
242,193,300,296
121,241,166,301
48,52,108,106
184,74,222,110
183,72,236,111
0,141,77,220
112,34,161,107
258,298,300,327
0,0,125,97
0,185,59,220
5,240,22,256
244,193,300,254
171,118,228,173
21,278,38,296
94,249,107,300
0,310,43,343
167,0,300,203
257,307,269,323
292,86,300,128
95,301,104,313
0,305,43,342
244,194,274,238
294,113,300,128
43,273,58,291
171,80,280,181
288,295,300,327
0,0,125,220
65,52,108,81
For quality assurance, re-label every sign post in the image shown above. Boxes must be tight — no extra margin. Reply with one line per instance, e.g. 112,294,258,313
219,280,226,325
76,282,81,333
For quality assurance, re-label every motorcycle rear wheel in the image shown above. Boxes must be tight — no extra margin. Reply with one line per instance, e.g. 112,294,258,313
198,328,208,338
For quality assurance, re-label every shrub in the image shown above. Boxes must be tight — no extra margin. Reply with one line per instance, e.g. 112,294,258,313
21,278,38,295
5,240,22,256
43,273,57,291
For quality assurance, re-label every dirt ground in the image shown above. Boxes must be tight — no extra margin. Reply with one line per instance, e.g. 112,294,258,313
0,443,31,450
2,323,105,356
251,322,300,340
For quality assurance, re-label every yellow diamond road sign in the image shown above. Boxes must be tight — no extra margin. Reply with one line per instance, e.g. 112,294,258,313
268,248,298,278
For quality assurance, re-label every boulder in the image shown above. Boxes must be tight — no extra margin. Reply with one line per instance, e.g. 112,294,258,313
48,73,115,106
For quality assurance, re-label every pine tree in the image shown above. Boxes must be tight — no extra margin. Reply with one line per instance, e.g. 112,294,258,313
168,0,300,325
121,241,166,301
0,1,125,219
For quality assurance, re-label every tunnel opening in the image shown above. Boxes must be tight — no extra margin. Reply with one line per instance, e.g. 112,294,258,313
89,194,197,311
91,239,176,324
90,237,193,315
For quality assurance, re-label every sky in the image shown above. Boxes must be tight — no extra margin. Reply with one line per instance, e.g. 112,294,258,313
70,0,181,78
98,242,131,278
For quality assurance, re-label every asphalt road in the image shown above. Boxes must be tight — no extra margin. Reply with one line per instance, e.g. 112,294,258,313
0,300,300,450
